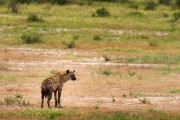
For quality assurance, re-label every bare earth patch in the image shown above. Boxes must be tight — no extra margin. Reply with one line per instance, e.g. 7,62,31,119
0,47,179,113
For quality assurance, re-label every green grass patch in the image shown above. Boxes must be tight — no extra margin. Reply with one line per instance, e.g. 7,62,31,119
102,69,112,76
0,109,180,120
153,66,180,72
27,14,44,22
169,88,180,93
0,74,17,81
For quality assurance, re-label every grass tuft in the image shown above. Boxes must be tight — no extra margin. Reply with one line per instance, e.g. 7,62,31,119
169,88,180,93
93,35,101,41
153,66,180,72
62,40,75,48
149,40,158,47
4,93,29,107
92,7,110,17
103,55,111,61
0,74,17,81
21,32,43,44
102,69,112,76
128,71,136,77
27,14,44,22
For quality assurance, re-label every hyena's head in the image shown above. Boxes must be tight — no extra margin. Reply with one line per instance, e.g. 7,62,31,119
66,70,76,81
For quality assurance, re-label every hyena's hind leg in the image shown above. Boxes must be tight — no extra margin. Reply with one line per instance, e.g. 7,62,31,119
47,93,52,108
41,88,45,108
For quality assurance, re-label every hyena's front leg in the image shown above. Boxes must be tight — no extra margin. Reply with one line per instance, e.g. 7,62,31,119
57,88,62,108
54,90,58,107
47,93,52,108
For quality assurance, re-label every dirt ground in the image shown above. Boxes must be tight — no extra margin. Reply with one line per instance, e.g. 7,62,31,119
0,47,179,113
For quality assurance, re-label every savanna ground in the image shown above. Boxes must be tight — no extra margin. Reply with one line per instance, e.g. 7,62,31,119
0,0,180,119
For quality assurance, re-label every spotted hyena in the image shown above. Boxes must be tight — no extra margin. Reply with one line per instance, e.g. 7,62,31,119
41,70,76,108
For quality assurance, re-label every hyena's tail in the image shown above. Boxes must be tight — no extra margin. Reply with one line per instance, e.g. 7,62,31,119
41,86,50,98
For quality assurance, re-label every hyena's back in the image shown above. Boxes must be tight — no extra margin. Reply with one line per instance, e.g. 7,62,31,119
41,73,63,97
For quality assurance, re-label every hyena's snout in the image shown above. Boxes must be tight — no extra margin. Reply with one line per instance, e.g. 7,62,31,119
71,75,76,81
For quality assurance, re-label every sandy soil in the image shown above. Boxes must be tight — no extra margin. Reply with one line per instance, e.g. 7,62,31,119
0,47,179,113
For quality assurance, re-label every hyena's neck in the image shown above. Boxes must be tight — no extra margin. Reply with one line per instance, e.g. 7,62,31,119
59,74,70,83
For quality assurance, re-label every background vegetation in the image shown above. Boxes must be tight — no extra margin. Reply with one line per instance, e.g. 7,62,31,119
0,0,179,63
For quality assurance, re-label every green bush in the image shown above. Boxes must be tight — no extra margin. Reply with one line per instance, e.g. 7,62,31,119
92,7,110,17
176,0,180,7
62,40,75,48
0,0,6,6
8,0,69,4
103,55,111,61
93,35,101,41
128,71,136,77
95,0,129,3
72,35,79,40
102,69,111,75
8,0,18,13
21,32,43,44
145,0,158,10
17,0,32,4
158,0,171,6
149,40,158,47
4,94,29,106
128,11,144,17
53,0,68,5
171,11,180,22
129,2,139,9
27,14,44,22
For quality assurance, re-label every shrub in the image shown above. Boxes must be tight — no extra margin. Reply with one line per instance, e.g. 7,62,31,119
128,71,136,77
129,2,139,9
149,40,158,47
21,32,43,44
139,97,150,104
17,0,32,4
62,40,75,48
8,0,18,13
52,0,69,5
176,0,180,7
93,35,101,41
27,14,44,22
95,0,129,3
103,55,111,61
102,69,111,76
171,11,180,22
4,94,29,106
72,35,79,40
92,7,110,17
158,0,171,6
128,11,144,17
0,0,6,6
145,0,157,10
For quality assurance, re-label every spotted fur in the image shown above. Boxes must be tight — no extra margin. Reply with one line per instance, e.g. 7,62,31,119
41,70,76,108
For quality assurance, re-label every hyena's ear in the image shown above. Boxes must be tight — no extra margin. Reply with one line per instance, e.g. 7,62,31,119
73,70,75,73
66,70,69,74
